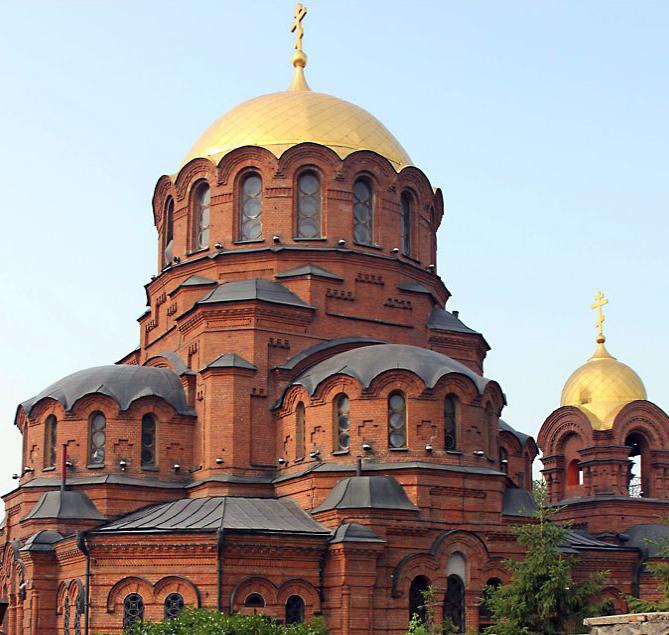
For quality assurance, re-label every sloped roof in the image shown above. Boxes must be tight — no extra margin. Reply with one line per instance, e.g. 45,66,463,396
22,490,106,522
97,496,329,536
331,522,385,544
499,419,533,447
502,487,537,517
197,279,313,309
201,353,257,371
275,337,386,372
313,476,418,513
275,263,343,281
19,364,194,418
20,530,63,552
624,524,669,557
427,307,481,335
560,529,631,554
175,274,217,289
292,344,490,395
397,281,437,300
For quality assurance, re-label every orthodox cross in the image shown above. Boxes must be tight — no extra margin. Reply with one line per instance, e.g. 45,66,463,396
291,3,308,52
591,290,608,341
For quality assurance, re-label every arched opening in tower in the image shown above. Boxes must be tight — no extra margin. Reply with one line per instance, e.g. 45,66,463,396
625,432,648,497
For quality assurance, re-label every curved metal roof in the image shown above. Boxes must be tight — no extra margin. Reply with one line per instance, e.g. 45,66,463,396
21,490,106,522
292,344,490,395
19,364,194,417
313,475,418,513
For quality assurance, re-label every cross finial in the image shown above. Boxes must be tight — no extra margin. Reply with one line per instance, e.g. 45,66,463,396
291,4,308,55
591,290,608,344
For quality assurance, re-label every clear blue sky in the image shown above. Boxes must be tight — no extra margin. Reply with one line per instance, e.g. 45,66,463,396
0,1,667,497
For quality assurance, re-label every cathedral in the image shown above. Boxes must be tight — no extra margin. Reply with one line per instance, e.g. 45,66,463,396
3,6,668,635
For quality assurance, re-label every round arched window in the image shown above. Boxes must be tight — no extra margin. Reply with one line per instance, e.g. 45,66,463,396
164,592,185,620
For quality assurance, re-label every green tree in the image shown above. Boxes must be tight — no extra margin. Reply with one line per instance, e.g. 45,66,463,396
108,608,327,635
627,517,669,613
483,482,605,635
406,586,458,635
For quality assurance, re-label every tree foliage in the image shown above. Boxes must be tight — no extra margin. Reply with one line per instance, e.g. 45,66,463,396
483,482,606,635
108,608,327,635
406,586,458,635
627,518,669,613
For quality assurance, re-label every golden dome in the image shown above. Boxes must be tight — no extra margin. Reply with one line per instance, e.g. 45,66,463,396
182,66,412,171
560,341,647,430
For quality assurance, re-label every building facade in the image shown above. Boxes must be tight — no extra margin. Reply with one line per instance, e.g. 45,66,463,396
2,8,668,635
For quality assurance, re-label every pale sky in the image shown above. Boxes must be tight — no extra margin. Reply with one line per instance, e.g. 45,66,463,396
0,1,667,501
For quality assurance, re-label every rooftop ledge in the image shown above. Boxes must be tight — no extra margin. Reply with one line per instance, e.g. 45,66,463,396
584,612,669,626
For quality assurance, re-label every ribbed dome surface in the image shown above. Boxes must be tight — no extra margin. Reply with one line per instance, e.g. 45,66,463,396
560,342,646,430
182,88,412,171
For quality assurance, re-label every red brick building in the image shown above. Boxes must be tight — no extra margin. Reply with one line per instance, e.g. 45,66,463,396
3,10,668,635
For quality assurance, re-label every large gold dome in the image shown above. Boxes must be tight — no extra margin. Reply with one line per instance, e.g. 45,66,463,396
182,67,412,171
560,341,647,430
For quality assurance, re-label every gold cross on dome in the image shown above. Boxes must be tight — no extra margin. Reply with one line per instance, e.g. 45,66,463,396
291,3,308,52
591,290,608,341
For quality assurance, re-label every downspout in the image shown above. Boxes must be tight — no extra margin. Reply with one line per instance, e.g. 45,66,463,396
76,532,90,635
216,529,225,613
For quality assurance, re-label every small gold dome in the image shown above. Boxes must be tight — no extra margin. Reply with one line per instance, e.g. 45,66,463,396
182,71,412,171
560,341,647,430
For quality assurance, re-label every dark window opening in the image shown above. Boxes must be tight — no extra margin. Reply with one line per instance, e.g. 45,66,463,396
353,178,374,245
285,595,305,624
164,592,185,620
123,593,144,628
141,414,156,466
245,593,265,608
443,574,465,632
444,394,458,451
409,575,430,624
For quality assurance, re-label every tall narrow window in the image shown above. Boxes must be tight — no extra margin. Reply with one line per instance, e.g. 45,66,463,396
193,181,210,250
44,415,57,468
409,576,429,624
483,403,494,457
123,593,144,628
295,402,305,459
353,178,373,245
162,196,174,267
443,575,465,632
63,596,71,635
89,412,106,465
334,394,350,451
444,394,458,451
499,447,509,474
401,192,412,255
141,414,156,467
164,593,185,620
388,392,407,449
285,595,305,624
240,173,263,240
296,172,321,238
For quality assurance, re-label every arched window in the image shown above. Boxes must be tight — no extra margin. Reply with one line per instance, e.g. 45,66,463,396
296,172,321,238
444,394,458,451
443,575,465,632
388,392,407,449
353,178,373,245
296,402,305,459
334,394,350,452
244,593,265,608
240,173,263,241
123,593,144,628
162,196,174,267
89,412,106,465
567,458,583,487
626,432,648,497
479,577,502,630
141,414,156,467
401,192,412,256
63,595,71,635
192,181,210,250
499,447,509,474
408,575,429,624
74,592,84,635
164,592,185,620
285,595,305,624
45,415,57,468
483,403,494,457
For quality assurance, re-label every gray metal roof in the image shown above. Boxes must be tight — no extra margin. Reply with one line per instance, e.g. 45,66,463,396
275,264,343,281
397,281,437,299
313,476,419,513
145,351,195,376
20,530,63,552
20,364,194,417
176,274,217,289
96,496,329,536
502,487,537,517
22,490,106,522
499,419,534,447
197,279,313,310
331,522,385,544
623,524,669,557
201,353,257,372
275,337,386,372
292,344,490,395
427,307,480,335
560,529,630,554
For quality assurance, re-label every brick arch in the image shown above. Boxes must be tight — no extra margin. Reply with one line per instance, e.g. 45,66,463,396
276,385,311,419
341,150,398,183
229,576,278,612
499,430,524,455
367,369,427,398
174,158,216,202
216,145,278,186
391,552,440,598
276,578,320,609
106,576,154,613
311,374,363,404
537,407,593,456
153,575,201,608
613,401,669,448
152,174,176,226
481,381,506,414
277,142,343,179
431,374,480,404
67,393,121,420
430,530,490,589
